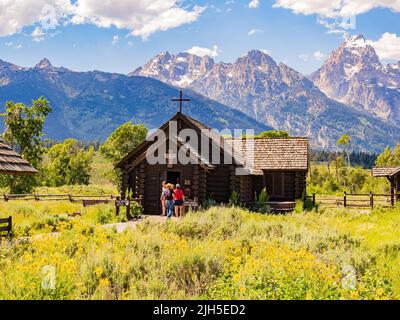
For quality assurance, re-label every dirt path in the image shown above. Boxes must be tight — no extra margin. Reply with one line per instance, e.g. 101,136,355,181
103,215,177,233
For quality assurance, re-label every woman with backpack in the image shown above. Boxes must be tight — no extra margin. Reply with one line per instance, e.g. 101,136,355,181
164,184,175,218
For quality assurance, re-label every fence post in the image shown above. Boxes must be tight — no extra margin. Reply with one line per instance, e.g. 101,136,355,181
139,195,143,207
370,192,374,210
34,194,39,201
390,183,395,207
344,192,347,208
3,194,7,202
68,194,72,202
8,216,12,234
115,196,120,216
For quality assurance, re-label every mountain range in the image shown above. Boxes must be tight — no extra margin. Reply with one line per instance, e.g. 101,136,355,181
132,37,400,152
0,59,270,141
0,34,399,152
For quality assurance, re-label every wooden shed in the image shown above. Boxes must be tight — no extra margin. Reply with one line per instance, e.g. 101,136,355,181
0,139,38,175
117,112,309,215
372,166,400,205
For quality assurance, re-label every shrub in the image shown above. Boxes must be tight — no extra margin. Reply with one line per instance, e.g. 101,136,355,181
129,202,143,219
229,191,242,208
252,188,271,214
96,205,114,225
201,198,217,211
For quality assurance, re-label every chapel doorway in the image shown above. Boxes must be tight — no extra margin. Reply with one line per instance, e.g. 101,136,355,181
167,171,181,186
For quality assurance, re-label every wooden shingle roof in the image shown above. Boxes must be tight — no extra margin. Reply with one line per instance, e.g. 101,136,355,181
228,137,309,171
0,139,38,175
372,167,400,177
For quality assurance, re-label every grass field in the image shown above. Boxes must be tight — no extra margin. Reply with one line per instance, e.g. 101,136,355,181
0,184,119,236
1,202,400,300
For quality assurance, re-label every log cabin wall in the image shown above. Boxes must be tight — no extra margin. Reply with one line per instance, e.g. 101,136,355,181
128,169,137,198
252,175,264,199
206,165,232,203
261,170,307,201
294,171,307,199
284,172,295,199
240,175,253,205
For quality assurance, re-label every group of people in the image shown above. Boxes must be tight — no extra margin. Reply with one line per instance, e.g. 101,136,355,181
160,181,185,218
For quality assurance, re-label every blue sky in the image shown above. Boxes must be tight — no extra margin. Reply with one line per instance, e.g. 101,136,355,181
0,0,399,75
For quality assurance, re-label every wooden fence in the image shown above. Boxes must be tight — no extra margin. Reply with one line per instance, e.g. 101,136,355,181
3,193,118,203
311,192,400,209
0,216,12,238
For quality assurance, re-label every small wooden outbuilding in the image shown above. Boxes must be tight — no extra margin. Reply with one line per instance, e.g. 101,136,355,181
372,166,400,205
0,139,38,175
117,112,309,215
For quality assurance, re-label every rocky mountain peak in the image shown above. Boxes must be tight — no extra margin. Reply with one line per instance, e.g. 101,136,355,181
35,58,54,70
131,51,215,87
237,50,275,66
344,34,366,47
311,34,399,124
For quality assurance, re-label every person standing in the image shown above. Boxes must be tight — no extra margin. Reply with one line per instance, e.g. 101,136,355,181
165,184,175,219
160,181,167,216
174,184,185,219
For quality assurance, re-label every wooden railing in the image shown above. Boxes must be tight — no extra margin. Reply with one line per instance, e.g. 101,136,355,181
0,216,12,238
312,192,400,209
3,193,118,203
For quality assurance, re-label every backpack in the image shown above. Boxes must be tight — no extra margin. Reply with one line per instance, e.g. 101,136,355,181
164,189,172,199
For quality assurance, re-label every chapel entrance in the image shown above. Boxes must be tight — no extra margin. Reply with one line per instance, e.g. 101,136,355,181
167,171,181,185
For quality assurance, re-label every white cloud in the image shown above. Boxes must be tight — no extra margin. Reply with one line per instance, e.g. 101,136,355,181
273,0,400,18
368,33,400,61
299,54,309,62
299,51,325,62
326,28,350,39
248,0,260,9
31,27,46,42
248,28,263,36
5,42,22,49
0,0,205,40
313,50,325,60
273,1,400,37
187,45,221,57
71,0,205,40
112,35,119,45
0,0,72,37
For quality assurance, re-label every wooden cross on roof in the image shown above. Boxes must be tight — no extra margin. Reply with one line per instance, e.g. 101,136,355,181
172,90,190,113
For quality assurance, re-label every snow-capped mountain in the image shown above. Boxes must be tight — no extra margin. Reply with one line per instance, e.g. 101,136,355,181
130,52,214,87
130,49,400,152
311,35,400,124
